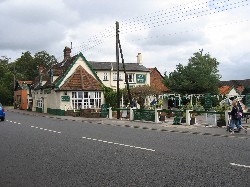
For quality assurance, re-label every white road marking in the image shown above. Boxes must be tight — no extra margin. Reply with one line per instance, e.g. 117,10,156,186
14,122,16,124
18,123,21,125
10,121,12,123
230,163,250,168
44,129,47,131
49,130,52,132
81,136,155,152
57,132,61,134
53,131,56,133
35,127,39,128
31,126,34,128
40,128,43,130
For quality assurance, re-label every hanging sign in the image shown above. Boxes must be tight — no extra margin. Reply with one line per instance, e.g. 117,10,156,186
136,74,146,83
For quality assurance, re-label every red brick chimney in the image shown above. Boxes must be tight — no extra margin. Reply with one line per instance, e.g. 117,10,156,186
63,46,71,60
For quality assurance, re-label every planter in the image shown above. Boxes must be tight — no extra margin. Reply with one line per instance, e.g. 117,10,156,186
217,119,226,127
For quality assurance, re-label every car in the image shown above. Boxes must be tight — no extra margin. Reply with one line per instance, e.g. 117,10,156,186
0,103,5,121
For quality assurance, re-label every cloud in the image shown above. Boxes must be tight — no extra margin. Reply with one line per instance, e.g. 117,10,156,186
0,0,249,81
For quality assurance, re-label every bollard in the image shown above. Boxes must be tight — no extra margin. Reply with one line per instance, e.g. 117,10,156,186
109,107,112,119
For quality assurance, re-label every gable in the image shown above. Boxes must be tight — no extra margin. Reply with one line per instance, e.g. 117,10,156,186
55,53,101,89
60,66,102,91
149,68,168,93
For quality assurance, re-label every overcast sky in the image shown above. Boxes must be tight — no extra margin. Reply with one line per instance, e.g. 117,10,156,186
0,0,249,81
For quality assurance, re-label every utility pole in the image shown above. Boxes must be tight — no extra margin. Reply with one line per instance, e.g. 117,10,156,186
116,21,120,119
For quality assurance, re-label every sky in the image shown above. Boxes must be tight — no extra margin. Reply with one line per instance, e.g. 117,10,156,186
0,0,250,81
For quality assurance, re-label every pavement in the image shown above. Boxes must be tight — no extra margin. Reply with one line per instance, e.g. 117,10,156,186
5,108,250,139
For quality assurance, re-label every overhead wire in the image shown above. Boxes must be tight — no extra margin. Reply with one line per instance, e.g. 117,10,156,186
56,0,249,61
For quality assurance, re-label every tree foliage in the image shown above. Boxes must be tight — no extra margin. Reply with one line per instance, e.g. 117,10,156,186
164,51,221,95
0,51,57,105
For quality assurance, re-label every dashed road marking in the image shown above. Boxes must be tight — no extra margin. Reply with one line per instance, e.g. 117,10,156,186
81,136,155,152
5,120,62,134
230,163,250,169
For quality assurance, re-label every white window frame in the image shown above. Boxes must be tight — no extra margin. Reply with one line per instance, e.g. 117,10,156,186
127,73,135,83
103,72,108,81
113,72,122,81
72,91,102,109
36,99,43,108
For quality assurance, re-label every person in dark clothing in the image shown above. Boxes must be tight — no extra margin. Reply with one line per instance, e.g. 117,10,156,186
229,100,239,132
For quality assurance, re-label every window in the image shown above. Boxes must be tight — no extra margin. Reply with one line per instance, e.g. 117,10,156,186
103,72,108,81
113,73,117,80
72,91,102,109
127,73,135,83
36,99,43,108
113,73,122,80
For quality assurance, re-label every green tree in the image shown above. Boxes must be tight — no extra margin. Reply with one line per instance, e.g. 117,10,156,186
0,57,13,105
14,51,36,80
164,50,221,95
34,51,57,69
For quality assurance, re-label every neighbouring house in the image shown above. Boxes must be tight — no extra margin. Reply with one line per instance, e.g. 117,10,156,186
219,79,250,95
14,80,33,110
31,48,152,116
148,67,169,93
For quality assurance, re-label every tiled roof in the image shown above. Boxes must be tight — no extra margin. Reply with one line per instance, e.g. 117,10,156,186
60,66,102,91
89,61,150,72
218,86,231,95
148,67,169,93
219,79,250,88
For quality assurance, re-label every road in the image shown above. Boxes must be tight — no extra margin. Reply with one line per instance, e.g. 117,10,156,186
0,111,249,186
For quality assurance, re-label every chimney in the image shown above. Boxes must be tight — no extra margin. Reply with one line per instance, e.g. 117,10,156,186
137,53,142,64
63,46,71,60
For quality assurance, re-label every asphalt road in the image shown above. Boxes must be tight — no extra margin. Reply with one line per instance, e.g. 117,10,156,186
0,111,250,186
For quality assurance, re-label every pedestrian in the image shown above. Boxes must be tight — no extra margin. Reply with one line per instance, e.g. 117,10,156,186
237,101,243,130
229,100,238,133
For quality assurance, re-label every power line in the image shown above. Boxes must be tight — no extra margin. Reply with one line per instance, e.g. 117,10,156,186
56,0,249,61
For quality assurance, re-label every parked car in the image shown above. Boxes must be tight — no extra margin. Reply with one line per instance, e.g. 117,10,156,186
0,103,5,121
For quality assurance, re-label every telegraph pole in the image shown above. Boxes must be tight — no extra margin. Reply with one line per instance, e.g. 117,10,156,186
116,21,120,119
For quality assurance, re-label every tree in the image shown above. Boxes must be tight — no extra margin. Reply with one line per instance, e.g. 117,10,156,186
164,50,221,95
34,51,57,69
0,57,14,105
14,51,36,80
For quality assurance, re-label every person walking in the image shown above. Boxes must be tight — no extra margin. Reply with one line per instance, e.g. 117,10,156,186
229,100,238,133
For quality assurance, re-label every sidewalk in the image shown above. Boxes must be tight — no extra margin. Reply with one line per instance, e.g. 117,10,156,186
6,108,250,139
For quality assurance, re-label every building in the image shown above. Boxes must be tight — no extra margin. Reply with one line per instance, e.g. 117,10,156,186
31,47,151,115
89,53,150,90
14,81,33,110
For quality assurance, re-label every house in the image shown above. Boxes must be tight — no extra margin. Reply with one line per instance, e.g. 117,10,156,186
31,48,152,116
14,80,33,110
32,47,104,116
89,53,150,90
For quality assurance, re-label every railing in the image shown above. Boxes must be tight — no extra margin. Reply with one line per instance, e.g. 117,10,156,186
108,107,250,125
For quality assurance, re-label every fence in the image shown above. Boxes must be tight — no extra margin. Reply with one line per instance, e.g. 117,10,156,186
108,107,250,125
